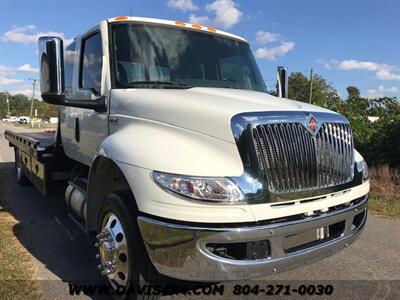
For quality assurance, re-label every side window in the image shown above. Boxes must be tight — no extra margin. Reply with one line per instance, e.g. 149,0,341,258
64,41,76,93
80,32,102,94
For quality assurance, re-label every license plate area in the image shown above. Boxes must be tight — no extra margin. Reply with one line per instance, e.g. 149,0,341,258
283,221,345,254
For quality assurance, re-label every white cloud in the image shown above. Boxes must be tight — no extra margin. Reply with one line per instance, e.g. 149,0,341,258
255,41,295,61
337,59,390,71
318,58,400,81
0,64,38,87
189,0,242,29
189,15,211,25
167,0,198,11
10,87,34,97
206,0,242,29
0,76,24,85
316,59,339,69
16,64,39,73
375,69,400,81
365,89,382,98
318,59,391,71
255,31,281,45
0,65,14,75
378,85,399,93
366,85,399,98
2,24,71,45
0,64,39,76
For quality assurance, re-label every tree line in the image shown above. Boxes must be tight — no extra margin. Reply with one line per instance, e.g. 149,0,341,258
0,93,58,119
287,72,400,167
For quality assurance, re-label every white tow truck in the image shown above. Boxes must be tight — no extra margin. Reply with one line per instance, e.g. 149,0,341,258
5,16,369,292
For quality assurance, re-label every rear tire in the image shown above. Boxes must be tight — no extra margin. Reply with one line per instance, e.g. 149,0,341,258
97,191,163,299
14,149,29,185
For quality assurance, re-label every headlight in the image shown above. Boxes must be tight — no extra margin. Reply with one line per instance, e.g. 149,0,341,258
356,159,369,182
152,171,245,203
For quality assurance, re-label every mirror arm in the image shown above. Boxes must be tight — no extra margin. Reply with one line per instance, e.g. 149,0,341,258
41,94,107,112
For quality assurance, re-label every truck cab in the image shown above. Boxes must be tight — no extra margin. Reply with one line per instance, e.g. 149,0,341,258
8,16,369,292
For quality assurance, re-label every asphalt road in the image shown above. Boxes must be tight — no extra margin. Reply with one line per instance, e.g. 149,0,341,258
0,122,399,299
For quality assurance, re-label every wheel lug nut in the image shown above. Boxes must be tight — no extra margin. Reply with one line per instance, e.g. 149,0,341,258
95,254,100,259
94,242,100,248
97,264,103,270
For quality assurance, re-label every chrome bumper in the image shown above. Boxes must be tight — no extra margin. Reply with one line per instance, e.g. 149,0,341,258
137,195,368,282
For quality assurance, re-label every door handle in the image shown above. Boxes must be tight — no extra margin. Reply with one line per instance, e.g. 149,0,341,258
75,118,80,142
109,116,119,124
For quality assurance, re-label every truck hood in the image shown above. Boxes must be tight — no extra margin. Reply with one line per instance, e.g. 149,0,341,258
110,87,337,143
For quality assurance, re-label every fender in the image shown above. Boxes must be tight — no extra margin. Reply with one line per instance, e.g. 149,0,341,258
85,118,247,230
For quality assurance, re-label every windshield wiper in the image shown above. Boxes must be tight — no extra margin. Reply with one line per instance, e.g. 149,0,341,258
125,81,192,89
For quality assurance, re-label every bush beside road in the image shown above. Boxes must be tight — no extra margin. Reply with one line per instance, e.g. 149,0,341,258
369,165,400,220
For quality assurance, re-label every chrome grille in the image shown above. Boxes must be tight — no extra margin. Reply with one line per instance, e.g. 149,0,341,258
252,122,354,194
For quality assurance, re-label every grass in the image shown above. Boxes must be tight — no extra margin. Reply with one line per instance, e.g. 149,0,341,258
368,165,400,220
0,209,42,299
0,169,42,299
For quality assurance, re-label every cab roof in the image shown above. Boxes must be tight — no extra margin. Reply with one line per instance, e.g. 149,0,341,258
106,16,248,43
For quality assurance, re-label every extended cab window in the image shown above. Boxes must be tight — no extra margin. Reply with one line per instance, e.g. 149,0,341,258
80,32,102,94
64,41,76,93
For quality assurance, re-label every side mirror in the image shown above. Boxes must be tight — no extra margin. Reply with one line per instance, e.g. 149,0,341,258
38,36,106,112
276,66,288,98
39,36,64,97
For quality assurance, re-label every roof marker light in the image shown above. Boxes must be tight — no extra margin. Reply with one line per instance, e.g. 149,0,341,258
192,24,202,30
175,21,186,26
207,27,217,32
114,16,128,21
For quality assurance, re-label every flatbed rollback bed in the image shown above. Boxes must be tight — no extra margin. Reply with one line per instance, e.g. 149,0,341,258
5,129,74,195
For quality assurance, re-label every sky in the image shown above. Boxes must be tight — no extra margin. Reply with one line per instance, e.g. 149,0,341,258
0,0,399,99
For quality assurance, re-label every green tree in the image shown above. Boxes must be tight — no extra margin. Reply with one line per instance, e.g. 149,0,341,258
346,86,361,99
334,94,400,167
288,72,340,107
0,93,58,119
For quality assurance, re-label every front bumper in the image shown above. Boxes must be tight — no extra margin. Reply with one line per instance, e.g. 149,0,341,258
137,194,368,282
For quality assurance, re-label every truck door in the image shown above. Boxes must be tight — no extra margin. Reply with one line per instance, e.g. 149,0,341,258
60,30,109,166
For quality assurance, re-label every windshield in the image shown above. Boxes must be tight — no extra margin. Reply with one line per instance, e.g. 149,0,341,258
110,23,267,92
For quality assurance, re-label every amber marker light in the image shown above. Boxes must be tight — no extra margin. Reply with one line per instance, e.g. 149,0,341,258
175,21,186,26
114,16,128,21
192,24,202,30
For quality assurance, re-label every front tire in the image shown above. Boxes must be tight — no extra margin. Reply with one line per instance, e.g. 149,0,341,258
96,191,162,299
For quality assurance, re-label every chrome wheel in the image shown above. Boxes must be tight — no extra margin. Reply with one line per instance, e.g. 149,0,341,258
96,213,130,288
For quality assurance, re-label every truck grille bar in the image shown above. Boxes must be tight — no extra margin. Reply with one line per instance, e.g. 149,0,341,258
252,122,354,194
